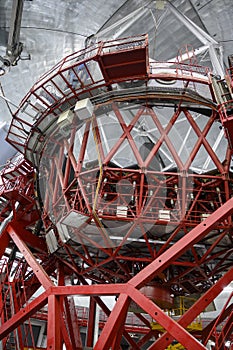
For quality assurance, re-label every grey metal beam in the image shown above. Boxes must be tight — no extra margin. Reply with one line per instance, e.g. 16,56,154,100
1,0,24,67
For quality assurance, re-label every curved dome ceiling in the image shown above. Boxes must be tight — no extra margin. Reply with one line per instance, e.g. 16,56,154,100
0,0,232,166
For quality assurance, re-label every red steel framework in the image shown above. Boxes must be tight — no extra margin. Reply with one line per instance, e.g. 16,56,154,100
0,34,232,349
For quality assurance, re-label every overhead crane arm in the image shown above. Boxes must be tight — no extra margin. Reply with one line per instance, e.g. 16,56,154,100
0,0,24,68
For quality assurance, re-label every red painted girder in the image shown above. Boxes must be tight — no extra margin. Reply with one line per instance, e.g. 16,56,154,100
60,313,75,350
129,196,233,289
47,295,62,350
53,145,65,204
92,115,105,162
94,293,131,350
204,290,233,346
0,229,10,260
129,287,206,350
56,264,76,349
111,103,144,167
64,138,78,172
104,105,145,165
122,331,141,350
62,243,95,269
200,228,231,263
76,120,91,174
50,284,128,296
9,222,47,253
148,266,233,349
7,224,53,290
94,286,206,350
112,309,127,350
183,111,215,170
202,303,233,343
216,311,233,349
66,297,82,349
184,109,225,173
0,289,49,340
148,107,184,170
45,283,153,345
208,250,233,276
87,287,139,348
134,312,151,329
144,107,181,169
78,320,150,336
86,296,97,347
137,330,157,349
11,283,24,349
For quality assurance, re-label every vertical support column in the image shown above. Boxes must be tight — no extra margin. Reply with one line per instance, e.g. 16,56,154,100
66,297,83,350
93,303,100,346
0,283,4,350
11,283,23,349
86,296,97,347
47,294,62,350
57,264,82,349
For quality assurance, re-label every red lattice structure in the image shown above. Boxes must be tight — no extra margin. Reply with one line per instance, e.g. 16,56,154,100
0,35,232,349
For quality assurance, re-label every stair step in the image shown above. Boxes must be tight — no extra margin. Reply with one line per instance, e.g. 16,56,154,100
221,92,232,96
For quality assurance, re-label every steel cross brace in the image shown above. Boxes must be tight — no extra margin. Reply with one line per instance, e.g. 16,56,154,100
167,0,225,77
7,223,54,290
1,196,233,349
94,197,233,349
0,281,207,349
0,276,231,349
130,196,233,289
0,289,49,340
148,267,233,349
94,285,207,350
202,304,233,344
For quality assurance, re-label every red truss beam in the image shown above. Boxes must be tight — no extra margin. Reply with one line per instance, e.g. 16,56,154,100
148,267,233,349
1,278,232,349
129,196,233,289
8,224,53,290
203,290,233,347
1,36,233,349
0,289,49,340
202,304,233,344
0,195,231,349
47,294,62,350
86,296,97,348
36,99,232,290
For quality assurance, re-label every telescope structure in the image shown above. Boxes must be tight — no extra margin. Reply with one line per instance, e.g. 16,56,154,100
0,34,232,349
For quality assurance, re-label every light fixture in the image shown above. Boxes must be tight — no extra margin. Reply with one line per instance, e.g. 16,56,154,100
57,109,74,126
74,98,94,120
0,66,5,76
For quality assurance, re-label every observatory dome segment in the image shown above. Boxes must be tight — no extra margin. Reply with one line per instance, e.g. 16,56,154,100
5,36,232,292
0,1,233,349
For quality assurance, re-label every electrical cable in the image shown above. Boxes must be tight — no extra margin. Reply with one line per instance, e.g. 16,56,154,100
219,39,233,43
95,0,131,35
0,82,13,115
196,0,213,11
0,26,88,38
91,113,113,248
